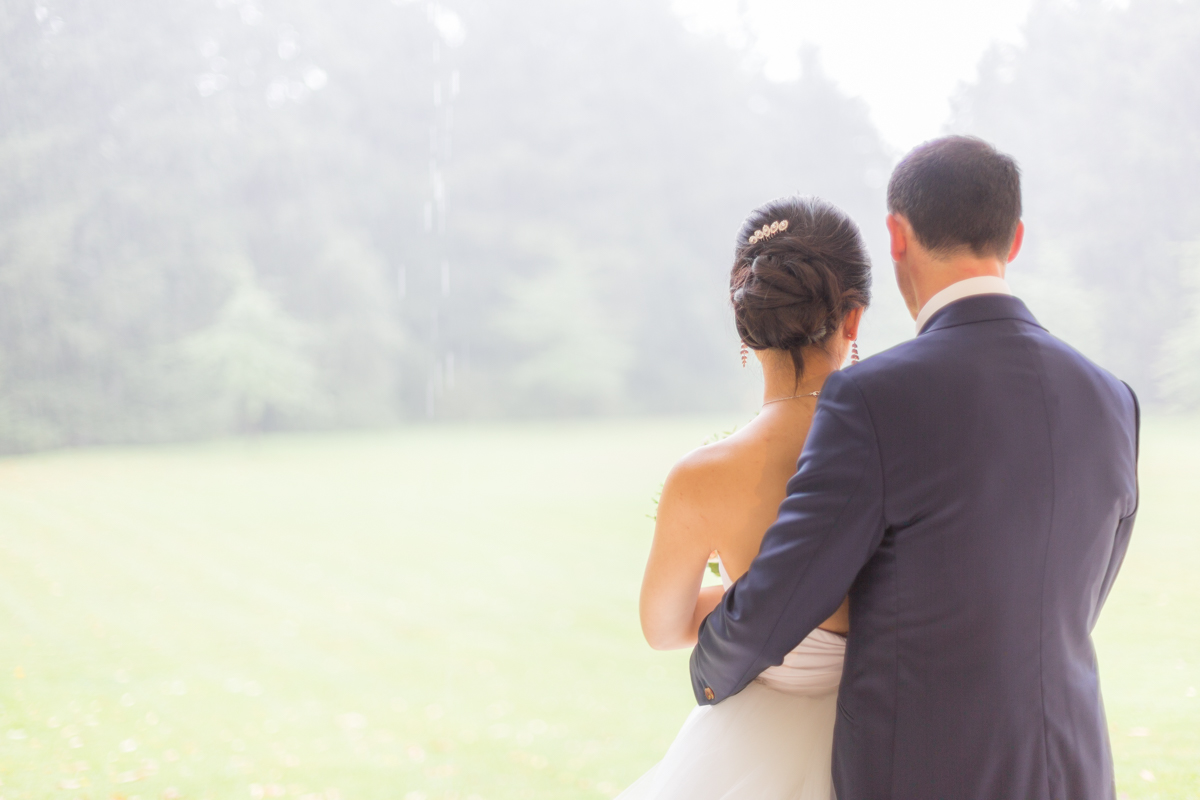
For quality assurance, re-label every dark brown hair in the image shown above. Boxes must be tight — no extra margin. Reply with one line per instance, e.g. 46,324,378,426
731,196,872,382
887,135,1022,259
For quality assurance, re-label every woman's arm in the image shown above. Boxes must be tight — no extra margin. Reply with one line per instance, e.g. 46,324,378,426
691,372,885,703
639,454,731,650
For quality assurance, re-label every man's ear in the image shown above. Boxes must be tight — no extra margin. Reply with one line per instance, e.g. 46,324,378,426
886,214,908,263
1006,221,1025,263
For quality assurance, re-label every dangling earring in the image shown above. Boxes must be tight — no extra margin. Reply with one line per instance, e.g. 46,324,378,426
851,340,860,365
740,341,749,368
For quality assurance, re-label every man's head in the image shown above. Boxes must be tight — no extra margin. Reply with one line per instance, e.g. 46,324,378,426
886,136,1024,317
887,135,1022,259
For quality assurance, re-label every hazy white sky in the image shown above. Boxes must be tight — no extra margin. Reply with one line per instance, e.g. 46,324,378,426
674,0,1036,153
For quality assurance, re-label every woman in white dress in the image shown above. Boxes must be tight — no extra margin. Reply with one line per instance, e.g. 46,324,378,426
621,196,872,800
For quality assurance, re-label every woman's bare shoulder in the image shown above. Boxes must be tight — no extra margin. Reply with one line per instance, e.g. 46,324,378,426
660,430,766,509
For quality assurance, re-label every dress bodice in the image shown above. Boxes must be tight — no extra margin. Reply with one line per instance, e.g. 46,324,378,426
718,557,845,696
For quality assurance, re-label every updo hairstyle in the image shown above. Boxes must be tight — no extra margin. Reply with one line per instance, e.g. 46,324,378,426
731,196,872,381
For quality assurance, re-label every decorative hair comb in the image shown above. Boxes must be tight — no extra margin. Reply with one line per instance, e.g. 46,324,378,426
748,219,788,245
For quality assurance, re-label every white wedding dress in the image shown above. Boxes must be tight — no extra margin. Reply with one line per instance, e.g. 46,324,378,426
617,560,844,800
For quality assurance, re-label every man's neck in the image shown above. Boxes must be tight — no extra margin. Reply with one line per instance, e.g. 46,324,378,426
909,255,1007,318
913,275,1012,334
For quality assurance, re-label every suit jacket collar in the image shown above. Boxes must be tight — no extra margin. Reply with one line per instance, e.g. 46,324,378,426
919,294,1044,336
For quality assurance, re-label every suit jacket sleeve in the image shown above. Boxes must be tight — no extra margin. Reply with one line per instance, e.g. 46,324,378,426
1096,382,1141,620
690,370,888,705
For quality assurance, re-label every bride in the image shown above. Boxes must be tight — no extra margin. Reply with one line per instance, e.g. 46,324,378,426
620,196,872,799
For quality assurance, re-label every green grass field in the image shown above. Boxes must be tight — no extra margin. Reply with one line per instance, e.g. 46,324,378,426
0,416,1196,800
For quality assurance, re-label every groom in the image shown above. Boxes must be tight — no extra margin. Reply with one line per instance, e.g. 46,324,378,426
691,136,1139,800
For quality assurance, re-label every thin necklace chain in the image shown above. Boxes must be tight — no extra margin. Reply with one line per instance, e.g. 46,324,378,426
762,390,820,406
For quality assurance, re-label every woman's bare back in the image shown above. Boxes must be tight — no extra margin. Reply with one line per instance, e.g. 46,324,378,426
692,405,849,633
639,396,849,651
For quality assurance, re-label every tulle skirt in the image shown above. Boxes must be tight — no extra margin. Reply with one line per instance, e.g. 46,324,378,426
617,680,837,800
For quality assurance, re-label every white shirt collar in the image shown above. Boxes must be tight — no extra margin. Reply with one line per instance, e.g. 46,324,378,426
915,276,1012,334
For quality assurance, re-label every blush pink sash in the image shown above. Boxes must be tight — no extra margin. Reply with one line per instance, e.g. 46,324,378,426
719,556,846,697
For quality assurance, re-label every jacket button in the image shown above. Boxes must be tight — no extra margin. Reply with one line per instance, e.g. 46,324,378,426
704,687,715,701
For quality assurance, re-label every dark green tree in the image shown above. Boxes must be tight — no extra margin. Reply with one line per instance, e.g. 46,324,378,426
0,0,892,451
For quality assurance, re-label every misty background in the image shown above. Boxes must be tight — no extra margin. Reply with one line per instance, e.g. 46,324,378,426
3,4,1199,797
2,0,1199,453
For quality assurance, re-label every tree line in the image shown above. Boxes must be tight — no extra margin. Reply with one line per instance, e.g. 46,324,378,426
0,0,1196,453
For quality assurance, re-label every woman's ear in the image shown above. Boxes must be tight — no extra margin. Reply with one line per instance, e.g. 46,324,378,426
844,306,865,342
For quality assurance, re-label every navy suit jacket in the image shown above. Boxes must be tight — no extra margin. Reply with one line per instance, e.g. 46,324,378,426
691,295,1139,800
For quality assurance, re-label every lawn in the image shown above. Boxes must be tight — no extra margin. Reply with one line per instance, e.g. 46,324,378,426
0,416,1196,800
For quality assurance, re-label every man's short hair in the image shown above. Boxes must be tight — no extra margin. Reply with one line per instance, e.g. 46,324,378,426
887,136,1022,259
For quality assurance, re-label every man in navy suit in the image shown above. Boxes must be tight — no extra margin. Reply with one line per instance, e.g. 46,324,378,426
690,136,1140,800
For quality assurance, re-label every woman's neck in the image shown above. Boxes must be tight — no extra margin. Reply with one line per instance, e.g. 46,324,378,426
760,347,839,406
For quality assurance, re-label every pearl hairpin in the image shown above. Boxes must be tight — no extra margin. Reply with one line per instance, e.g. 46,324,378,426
748,218,788,245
